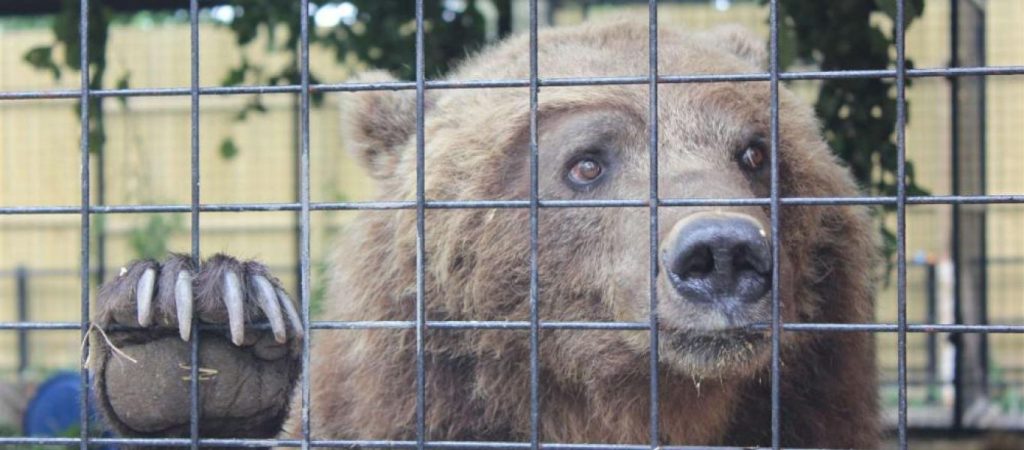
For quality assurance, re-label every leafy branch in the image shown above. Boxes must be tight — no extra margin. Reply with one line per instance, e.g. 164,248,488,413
771,0,930,272
213,0,490,156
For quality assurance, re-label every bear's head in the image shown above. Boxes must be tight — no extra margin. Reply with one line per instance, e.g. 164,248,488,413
339,21,878,385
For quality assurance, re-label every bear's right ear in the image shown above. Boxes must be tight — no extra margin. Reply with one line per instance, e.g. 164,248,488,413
705,24,767,71
343,70,418,180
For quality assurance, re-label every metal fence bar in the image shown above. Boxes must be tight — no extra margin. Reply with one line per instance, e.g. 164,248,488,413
646,0,661,447
3,65,1024,100
527,0,541,448
299,0,314,448
926,264,939,404
188,1,202,448
767,0,782,447
2,3,1021,449
895,0,910,448
414,0,428,448
0,435,876,450
949,0,991,430
15,266,29,380
4,321,1024,333
76,0,91,448
4,194,1024,216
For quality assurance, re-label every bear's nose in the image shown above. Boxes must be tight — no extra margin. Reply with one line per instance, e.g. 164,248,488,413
664,214,771,305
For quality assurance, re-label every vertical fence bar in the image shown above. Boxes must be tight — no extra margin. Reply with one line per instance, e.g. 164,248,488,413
767,0,782,448
77,0,91,448
926,263,938,404
527,0,541,449
973,6,990,400
948,0,963,431
16,266,29,382
299,0,314,448
946,0,962,430
188,1,202,448
950,0,990,429
948,0,970,429
970,5,987,399
96,142,106,287
646,0,660,448
414,0,428,448
895,0,909,447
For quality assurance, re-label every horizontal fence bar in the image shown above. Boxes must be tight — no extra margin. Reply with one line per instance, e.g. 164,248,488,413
9,433,1024,448
1,258,966,278
1,194,1023,215
6,435,1024,449
0,437,898,450
1,65,1023,100
3,321,1023,333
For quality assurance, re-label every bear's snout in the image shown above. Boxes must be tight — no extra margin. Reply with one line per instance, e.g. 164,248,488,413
664,212,772,307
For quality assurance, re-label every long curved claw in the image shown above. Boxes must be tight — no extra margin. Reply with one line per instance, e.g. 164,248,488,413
224,272,246,346
136,268,156,327
276,288,304,340
175,270,193,341
253,276,287,344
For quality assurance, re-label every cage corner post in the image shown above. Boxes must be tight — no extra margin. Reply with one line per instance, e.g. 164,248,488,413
949,0,990,431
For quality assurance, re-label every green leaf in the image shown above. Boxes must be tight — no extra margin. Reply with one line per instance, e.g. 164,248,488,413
222,58,250,86
129,214,183,260
115,71,131,108
877,0,924,26
219,137,240,160
222,66,246,86
23,45,62,80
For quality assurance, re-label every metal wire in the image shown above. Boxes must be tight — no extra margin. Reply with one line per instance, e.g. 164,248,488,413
2,1,1021,449
895,0,910,447
4,194,1024,216
528,0,542,449
3,66,1024,101
188,0,202,448
415,0,428,447
76,0,90,448
0,435,868,450
299,0,314,448
3,320,1024,333
3,194,1023,217
768,0,782,447
646,0,661,447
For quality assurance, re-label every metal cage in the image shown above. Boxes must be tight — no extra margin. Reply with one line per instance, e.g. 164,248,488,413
1,0,1023,449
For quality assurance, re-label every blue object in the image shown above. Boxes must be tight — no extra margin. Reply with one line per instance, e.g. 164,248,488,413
22,371,115,449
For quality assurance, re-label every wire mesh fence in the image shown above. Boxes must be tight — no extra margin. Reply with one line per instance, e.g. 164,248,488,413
1,0,1023,449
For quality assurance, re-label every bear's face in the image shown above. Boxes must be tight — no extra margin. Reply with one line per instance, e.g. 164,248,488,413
520,86,803,380
346,22,873,382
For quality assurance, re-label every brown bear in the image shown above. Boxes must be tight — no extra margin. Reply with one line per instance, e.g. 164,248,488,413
89,21,880,449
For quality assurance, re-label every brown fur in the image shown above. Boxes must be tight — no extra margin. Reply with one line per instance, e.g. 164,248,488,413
292,21,879,448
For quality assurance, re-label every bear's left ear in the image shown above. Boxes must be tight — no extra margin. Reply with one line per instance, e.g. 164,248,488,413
705,24,767,71
343,70,419,181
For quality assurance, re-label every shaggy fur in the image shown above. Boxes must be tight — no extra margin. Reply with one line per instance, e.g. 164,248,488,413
304,21,879,448
91,21,880,449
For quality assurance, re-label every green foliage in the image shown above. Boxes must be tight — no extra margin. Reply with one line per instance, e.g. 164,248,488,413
129,215,184,260
770,0,930,273
23,46,61,80
220,0,320,100
22,0,114,156
324,0,487,80
114,71,131,108
219,137,241,160
51,0,110,72
220,1,487,83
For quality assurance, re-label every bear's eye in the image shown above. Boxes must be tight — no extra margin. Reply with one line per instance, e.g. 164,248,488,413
568,158,604,185
738,139,768,172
